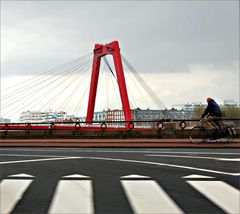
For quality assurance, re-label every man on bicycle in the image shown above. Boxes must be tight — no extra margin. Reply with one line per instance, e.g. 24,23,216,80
201,97,222,129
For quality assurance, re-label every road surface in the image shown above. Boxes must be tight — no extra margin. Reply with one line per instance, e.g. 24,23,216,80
0,147,239,213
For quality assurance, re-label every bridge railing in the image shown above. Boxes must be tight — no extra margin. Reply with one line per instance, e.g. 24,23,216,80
0,118,239,131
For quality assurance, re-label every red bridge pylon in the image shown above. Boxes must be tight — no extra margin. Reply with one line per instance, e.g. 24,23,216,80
86,41,132,124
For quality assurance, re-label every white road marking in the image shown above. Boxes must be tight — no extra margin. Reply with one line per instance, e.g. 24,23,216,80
1,153,238,176
8,174,34,178
146,154,240,161
121,180,183,214
120,174,150,179
182,174,215,179
2,153,239,163
0,179,33,214
87,157,240,176
217,158,240,161
0,154,72,158
48,180,94,214
0,157,82,165
63,174,90,178
187,180,240,214
142,149,240,155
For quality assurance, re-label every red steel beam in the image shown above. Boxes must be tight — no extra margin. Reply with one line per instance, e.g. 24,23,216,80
86,41,132,125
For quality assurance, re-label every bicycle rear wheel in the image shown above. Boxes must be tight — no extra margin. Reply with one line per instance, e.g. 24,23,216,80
216,125,233,143
190,126,209,143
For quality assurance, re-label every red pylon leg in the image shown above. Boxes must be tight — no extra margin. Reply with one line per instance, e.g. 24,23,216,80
86,41,132,125
86,55,101,123
112,48,132,122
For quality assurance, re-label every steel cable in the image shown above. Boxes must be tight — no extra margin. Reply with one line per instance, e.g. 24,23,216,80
3,66,84,118
123,64,150,108
2,58,91,110
59,62,92,112
121,54,166,110
2,53,93,101
2,55,92,103
2,58,92,118
2,53,92,93
34,58,92,112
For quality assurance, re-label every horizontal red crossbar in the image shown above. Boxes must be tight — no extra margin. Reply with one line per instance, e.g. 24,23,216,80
0,125,149,131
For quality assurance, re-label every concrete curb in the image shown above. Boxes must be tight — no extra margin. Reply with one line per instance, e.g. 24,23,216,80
0,139,239,148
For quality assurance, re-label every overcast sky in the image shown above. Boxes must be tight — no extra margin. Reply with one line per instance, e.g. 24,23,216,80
1,1,239,117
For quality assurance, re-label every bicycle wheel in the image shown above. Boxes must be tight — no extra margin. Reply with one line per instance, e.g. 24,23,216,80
216,125,233,143
190,126,209,143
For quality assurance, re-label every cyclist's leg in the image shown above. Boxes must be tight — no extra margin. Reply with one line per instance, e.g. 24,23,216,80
204,116,215,129
214,118,230,137
206,116,223,139
211,117,222,129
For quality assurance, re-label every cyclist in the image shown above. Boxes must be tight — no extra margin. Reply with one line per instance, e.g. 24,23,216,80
201,97,222,129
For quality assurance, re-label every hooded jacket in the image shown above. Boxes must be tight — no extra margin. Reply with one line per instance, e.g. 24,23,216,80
202,99,222,118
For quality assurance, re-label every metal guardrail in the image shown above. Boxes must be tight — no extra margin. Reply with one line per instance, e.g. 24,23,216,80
0,118,239,131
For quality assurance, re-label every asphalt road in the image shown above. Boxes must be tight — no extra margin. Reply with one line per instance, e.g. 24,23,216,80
0,147,239,214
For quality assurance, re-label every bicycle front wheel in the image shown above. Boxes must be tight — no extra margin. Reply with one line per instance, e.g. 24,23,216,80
190,126,209,144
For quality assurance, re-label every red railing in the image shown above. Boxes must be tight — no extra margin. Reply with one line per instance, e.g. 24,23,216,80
1,118,239,131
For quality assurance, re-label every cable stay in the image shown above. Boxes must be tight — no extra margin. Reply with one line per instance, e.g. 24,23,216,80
1,55,93,118
104,63,109,110
3,64,87,118
36,61,91,113
73,79,90,117
2,52,93,95
124,64,150,109
2,57,92,109
100,62,110,110
2,63,84,110
103,55,150,110
101,54,158,111
102,57,132,111
121,54,166,110
102,56,138,110
103,56,117,82
124,82,137,110
127,71,150,109
2,55,92,101
59,63,92,112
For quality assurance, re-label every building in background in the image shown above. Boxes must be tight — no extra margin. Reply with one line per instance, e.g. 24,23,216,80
133,108,163,127
18,100,239,125
19,111,67,123
94,110,107,122
171,102,206,111
223,100,240,108
77,108,195,127
0,117,11,123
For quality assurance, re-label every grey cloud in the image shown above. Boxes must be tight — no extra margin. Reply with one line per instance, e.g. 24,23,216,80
1,1,239,76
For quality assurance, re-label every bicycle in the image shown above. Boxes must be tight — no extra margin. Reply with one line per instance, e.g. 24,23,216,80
190,118,236,144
